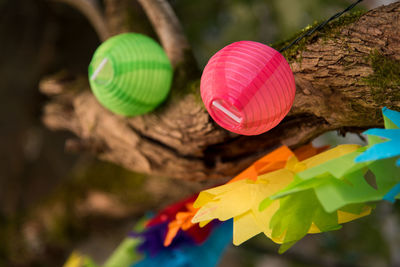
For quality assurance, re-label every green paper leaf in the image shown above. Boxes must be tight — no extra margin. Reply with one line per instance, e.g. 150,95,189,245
270,151,400,213
63,252,99,267
383,107,400,129
314,158,400,212
367,135,384,146
268,175,327,202
270,190,341,253
103,238,141,267
270,149,369,201
296,149,368,180
258,197,273,212
103,217,147,267
278,241,297,254
83,258,99,267
339,203,375,214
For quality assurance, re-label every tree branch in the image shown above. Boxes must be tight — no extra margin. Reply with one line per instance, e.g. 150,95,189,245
41,2,400,180
136,0,190,67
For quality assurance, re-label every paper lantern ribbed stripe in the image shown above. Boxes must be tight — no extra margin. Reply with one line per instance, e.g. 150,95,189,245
200,41,296,135
88,33,173,116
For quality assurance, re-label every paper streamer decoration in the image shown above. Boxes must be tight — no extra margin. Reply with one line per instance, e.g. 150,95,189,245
200,41,296,135
131,221,197,257
63,252,98,267
192,145,369,249
355,107,400,202
266,148,400,252
228,144,328,184
62,107,400,262
355,107,400,165
131,205,230,267
269,192,371,253
383,182,400,203
229,145,295,183
88,33,173,116
131,194,219,258
164,202,199,247
146,195,198,227
192,170,294,246
133,220,232,267
64,220,143,267
271,149,400,213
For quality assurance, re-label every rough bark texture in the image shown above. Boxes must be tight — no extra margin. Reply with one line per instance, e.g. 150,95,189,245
41,2,400,180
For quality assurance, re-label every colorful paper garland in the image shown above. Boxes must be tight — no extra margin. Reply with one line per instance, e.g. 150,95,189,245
192,144,372,251
133,220,232,267
63,108,400,266
355,107,400,165
193,107,400,253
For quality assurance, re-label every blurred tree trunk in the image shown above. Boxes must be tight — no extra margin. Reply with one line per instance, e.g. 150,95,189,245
41,0,400,181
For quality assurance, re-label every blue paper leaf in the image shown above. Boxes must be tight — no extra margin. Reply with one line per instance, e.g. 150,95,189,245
355,108,400,165
133,221,233,267
383,182,400,203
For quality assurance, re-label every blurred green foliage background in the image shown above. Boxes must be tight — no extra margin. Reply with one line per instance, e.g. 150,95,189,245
173,0,353,66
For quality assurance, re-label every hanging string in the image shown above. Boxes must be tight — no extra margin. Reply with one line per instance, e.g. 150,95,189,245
279,0,364,53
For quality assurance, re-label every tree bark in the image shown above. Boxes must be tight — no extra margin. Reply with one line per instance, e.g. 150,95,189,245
41,2,400,180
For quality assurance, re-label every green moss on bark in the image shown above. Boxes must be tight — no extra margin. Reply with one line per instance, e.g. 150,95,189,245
363,50,400,104
185,79,203,104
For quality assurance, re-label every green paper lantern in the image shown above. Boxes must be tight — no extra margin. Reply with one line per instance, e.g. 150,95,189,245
88,33,173,116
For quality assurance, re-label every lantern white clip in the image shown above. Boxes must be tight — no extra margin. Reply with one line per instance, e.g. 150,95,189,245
212,100,243,124
90,58,108,81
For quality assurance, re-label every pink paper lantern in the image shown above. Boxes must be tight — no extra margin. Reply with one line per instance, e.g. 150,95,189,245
200,41,296,136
